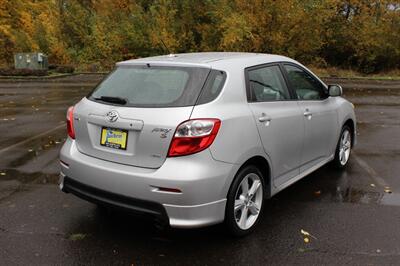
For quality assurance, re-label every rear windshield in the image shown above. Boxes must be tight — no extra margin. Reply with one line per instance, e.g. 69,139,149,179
88,65,210,107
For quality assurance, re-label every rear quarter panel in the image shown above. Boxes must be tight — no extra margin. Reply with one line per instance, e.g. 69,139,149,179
190,64,271,195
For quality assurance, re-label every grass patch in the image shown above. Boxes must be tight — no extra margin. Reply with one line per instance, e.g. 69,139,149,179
310,66,400,80
0,72,76,80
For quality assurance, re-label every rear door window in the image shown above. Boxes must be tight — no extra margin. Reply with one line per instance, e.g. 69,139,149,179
247,65,291,102
89,66,210,107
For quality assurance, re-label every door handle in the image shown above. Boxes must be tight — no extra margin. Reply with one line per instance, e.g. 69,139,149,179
258,114,271,123
303,109,312,120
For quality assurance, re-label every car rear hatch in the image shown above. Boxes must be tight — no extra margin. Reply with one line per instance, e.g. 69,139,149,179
73,64,211,169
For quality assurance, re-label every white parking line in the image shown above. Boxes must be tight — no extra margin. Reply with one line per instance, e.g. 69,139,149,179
0,123,65,155
353,153,389,188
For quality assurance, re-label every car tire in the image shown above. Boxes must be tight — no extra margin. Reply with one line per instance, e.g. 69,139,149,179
225,165,266,237
332,125,352,169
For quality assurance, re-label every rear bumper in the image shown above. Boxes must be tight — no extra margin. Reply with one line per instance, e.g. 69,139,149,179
61,176,169,224
59,139,236,228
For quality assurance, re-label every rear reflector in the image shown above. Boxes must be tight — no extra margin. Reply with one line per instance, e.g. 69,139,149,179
67,106,75,139
167,119,221,157
156,187,182,193
60,160,69,167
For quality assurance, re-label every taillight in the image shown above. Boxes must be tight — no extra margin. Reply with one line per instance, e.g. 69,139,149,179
167,119,221,157
66,106,75,139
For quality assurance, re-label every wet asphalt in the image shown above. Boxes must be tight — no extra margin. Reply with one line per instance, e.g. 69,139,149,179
0,75,400,265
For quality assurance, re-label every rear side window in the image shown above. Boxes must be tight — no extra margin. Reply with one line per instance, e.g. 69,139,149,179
247,65,290,102
196,70,226,105
88,66,210,107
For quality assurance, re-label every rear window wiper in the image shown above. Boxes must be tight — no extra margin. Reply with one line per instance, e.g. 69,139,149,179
93,96,127,105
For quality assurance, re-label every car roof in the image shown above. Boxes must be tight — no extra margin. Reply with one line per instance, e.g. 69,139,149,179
117,52,296,69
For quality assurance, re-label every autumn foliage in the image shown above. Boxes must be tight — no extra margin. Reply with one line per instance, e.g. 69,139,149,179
0,0,399,73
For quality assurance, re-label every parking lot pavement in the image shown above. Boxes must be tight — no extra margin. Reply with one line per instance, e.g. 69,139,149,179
0,75,400,265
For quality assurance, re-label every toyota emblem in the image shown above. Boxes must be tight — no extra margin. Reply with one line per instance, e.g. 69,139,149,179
106,110,119,123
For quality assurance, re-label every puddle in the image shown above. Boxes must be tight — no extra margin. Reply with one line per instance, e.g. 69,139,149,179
273,160,400,208
333,186,400,206
303,181,400,207
7,136,65,168
0,169,59,201
0,169,59,185
379,192,400,206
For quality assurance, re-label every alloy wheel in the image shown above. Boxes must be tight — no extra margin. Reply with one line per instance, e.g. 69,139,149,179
234,173,263,230
339,129,351,165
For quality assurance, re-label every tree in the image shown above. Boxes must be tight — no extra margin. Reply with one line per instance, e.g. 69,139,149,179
0,0,398,72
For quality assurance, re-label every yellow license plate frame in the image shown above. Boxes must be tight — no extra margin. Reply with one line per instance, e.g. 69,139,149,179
100,127,128,150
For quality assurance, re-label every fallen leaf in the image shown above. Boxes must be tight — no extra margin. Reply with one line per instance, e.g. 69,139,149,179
304,237,310,243
301,229,310,236
301,229,317,239
68,233,86,241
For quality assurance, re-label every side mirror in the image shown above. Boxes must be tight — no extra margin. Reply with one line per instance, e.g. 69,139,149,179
328,84,343,97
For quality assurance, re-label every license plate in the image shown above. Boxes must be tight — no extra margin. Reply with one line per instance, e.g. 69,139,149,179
100,127,128,150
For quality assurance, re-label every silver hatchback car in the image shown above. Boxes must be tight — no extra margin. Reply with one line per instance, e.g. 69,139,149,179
60,53,356,236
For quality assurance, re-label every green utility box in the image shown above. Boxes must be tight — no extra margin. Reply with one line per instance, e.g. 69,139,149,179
14,53,48,70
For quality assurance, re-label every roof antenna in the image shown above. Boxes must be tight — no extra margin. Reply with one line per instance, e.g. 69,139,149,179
160,39,174,57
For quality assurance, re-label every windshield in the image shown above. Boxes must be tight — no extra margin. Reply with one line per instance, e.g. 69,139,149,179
88,65,210,107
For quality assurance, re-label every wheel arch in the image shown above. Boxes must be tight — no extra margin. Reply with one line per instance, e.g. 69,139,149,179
227,155,272,199
342,118,355,147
